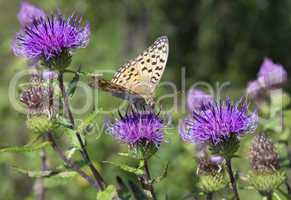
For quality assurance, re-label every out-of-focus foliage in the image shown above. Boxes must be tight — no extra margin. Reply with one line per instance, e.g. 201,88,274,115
0,0,291,199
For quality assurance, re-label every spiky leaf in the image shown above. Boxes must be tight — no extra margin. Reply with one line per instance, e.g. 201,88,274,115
96,185,117,200
0,142,51,153
104,161,144,176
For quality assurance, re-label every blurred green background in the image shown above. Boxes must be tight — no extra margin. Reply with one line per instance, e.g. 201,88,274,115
1,0,291,199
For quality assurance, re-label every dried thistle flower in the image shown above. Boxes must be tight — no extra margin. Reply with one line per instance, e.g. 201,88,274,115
249,134,279,172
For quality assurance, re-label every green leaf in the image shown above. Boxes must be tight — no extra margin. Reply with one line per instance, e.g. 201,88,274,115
0,141,51,153
128,180,148,200
116,176,132,200
65,130,85,150
262,117,282,133
118,152,130,157
278,129,290,141
12,167,57,178
273,192,283,200
56,115,73,128
67,65,81,97
152,162,169,184
66,147,77,159
43,171,77,188
96,185,117,200
138,160,144,169
77,111,98,133
103,161,144,176
276,188,290,200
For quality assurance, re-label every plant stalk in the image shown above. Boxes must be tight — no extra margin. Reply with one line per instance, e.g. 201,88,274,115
47,132,101,190
225,158,240,200
267,194,272,200
143,159,157,200
58,72,105,190
206,192,213,200
34,142,47,200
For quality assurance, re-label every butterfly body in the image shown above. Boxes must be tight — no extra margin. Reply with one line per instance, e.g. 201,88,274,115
89,36,169,106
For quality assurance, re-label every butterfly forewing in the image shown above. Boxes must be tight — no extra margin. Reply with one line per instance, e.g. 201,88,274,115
90,36,169,105
111,36,169,100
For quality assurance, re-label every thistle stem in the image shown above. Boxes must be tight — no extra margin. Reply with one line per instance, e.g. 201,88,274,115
47,132,101,190
225,158,240,200
35,140,47,200
58,72,106,190
206,192,213,200
143,159,157,200
284,142,291,195
266,193,272,200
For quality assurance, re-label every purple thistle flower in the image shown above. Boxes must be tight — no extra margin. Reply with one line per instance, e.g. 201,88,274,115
12,14,90,68
210,156,224,165
257,58,287,89
17,1,46,27
41,70,58,80
246,80,262,98
180,97,258,145
187,89,213,111
106,109,165,147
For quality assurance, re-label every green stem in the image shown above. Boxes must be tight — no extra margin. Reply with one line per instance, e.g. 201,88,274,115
143,159,157,200
47,132,100,190
206,192,213,200
225,158,240,200
58,72,106,190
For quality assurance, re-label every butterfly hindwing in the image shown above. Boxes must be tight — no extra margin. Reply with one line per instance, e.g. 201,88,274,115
89,76,145,103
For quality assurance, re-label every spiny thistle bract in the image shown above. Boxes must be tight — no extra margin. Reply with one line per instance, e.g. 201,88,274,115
197,157,228,193
106,109,166,159
20,73,59,134
26,115,58,135
12,14,90,69
248,134,286,194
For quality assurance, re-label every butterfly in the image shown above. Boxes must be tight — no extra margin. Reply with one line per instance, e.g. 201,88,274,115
89,36,169,106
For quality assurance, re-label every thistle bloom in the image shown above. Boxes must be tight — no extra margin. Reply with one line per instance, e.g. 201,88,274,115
106,110,165,148
12,14,90,68
246,80,262,98
41,70,58,80
17,1,45,27
187,89,213,111
180,97,258,145
247,58,287,98
257,58,287,89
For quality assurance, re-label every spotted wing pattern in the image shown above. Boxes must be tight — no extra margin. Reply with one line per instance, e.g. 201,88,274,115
90,36,169,104
111,36,168,98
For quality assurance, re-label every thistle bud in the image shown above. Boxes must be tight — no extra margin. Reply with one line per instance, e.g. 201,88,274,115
21,73,59,135
198,174,228,193
26,115,58,135
20,73,58,117
197,156,227,193
249,134,279,172
248,134,286,195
